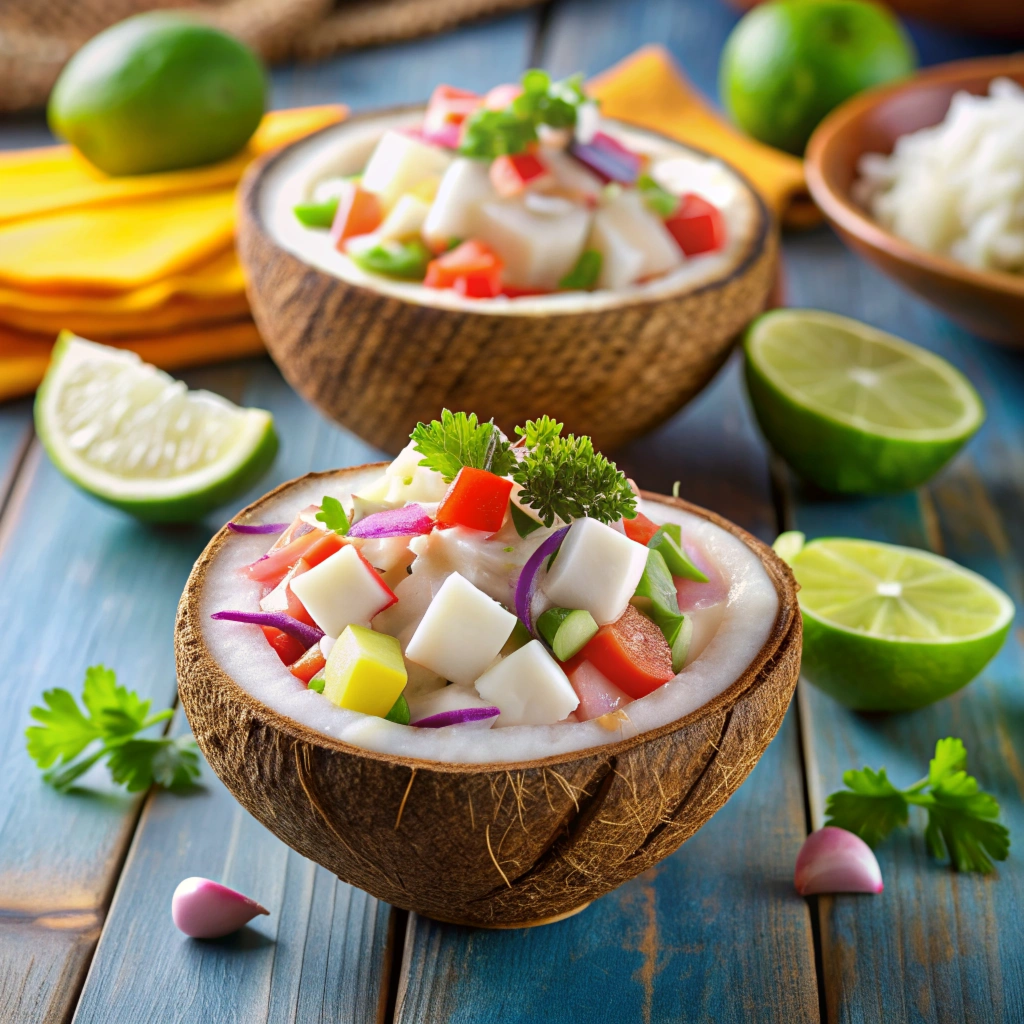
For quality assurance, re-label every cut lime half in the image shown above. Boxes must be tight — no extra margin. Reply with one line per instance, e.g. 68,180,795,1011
35,333,277,522
744,310,984,493
783,535,1014,711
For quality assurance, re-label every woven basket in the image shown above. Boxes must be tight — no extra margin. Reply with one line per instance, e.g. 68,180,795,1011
0,0,542,112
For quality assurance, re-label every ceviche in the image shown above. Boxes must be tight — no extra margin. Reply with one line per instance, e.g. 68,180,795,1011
290,70,728,296
209,412,778,752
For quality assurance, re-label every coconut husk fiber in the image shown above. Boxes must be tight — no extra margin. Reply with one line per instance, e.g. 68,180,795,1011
0,0,544,113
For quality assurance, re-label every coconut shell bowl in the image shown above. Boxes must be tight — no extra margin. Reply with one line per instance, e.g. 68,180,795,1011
805,55,1024,347
175,465,801,929
237,109,777,455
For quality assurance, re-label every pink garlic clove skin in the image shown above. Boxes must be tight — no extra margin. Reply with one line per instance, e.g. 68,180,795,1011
795,827,884,896
171,877,269,939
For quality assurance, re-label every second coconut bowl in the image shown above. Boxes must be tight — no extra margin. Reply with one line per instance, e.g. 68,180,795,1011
237,109,777,454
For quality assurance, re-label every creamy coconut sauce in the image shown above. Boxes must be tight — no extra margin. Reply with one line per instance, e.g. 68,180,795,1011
200,467,779,764
260,111,762,316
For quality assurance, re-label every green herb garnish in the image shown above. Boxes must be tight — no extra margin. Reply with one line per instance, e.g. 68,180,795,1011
316,495,350,535
25,666,200,793
509,500,543,538
559,250,602,291
825,738,1009,873
293,197,340,228
637,173,679,218
411,410,516,483
350,239,431,280
512,418,637,527
459,68,591,161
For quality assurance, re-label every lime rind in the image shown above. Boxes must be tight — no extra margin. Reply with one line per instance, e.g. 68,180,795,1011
35,333,277,522
746,309,984,442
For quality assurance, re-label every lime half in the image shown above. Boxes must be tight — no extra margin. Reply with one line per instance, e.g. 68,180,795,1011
781,534,1014,711
35,333,277,522
745,310,984,493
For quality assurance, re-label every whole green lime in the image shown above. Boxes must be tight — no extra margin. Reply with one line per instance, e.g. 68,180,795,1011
720,0,916,154
48,13,267,176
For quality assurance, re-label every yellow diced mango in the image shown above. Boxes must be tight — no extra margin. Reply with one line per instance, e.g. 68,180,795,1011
322,625,407,717
409,176,440,204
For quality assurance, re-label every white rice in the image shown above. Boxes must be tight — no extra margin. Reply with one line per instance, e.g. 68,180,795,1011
854,78,1024,274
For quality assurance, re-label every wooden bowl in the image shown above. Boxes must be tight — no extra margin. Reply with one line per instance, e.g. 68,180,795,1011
175,466,801,928
805,56,1024,346
237,109,777,454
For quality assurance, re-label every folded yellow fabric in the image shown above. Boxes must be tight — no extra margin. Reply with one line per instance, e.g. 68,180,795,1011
0,104,346,226
0,320,265,403
589,46,818,228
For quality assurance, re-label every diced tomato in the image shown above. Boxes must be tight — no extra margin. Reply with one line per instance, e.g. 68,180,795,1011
665,194,726,256
330,182,383,248
282,560,318,627
454,273,502,298
489,152,552,198
424,240,503,296
303,530,344,567
425,85,483,133
289,644,327,683
245,529,323,587
356,547,399,611
580,605,674,699
622,512,660,546
436,466,514,533
485,83,523,110
262,626,307,665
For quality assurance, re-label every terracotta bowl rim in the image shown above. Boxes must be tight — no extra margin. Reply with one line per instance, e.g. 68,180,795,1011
805,53,1024,300
180,464,799,776
239,104,776,319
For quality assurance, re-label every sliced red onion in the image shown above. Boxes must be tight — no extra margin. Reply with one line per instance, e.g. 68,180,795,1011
211,610,323,649
412,706,501,728
794,827,883,895
227,521,290,535
569,131,642,184
347,503,433,539
514,525,570,635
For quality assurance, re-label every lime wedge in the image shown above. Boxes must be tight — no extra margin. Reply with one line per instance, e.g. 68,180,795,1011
744,310,984,493
785,536,1014,711
35,333,277,522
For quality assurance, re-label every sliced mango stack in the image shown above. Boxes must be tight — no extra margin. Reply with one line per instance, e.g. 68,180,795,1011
0,105,346,402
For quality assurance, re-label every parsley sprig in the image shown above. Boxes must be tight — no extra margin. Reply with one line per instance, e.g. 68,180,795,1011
826,738,1009,873
25,666,200,793
316,495,350,534
410,410,515,482
411,410,636,527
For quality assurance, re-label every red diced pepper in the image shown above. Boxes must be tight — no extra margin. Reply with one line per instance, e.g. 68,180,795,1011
489,152,552,198
623,512,660,546
331,181,383,248
580,605,674,699
665,194,726,256
436,466,514,533
425,85,483,134
289,645,327,683
424,240,503,296
262,626,307,665
303,530,345,567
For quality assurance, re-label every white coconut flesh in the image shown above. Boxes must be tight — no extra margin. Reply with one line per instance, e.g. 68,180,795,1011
260,110,762,315
200,467,779,765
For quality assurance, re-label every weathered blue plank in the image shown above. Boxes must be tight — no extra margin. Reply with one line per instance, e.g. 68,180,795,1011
783,227,1024,1024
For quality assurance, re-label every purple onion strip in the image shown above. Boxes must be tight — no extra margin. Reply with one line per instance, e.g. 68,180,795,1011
227,522,290,535
412,707,501,728
347,503,433,539
514,525,570,636
211,610,323,649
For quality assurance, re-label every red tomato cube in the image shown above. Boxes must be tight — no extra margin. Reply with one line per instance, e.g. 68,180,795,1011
489,152,552,197
622,512,660,545
436,467,514,533
580,605,674,699
261,626,307,665
289,644,327,683
665,194,726,256
425,85,483,132
424,240,503,295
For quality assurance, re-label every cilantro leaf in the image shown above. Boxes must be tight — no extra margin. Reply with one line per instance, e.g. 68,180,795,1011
316,496,350,535
410,410,514,482
825,766,909,847
24,665,200,794
511,419,637,527
824,738,1009,874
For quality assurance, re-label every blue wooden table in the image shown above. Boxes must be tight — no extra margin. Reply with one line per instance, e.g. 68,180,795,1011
1,3,1021,1021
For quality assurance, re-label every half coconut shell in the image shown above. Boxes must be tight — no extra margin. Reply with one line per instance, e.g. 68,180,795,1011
176,466,801,928
237,111,778,454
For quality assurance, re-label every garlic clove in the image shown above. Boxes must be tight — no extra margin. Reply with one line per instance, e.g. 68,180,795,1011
171,876,269,939
794,826,884,896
